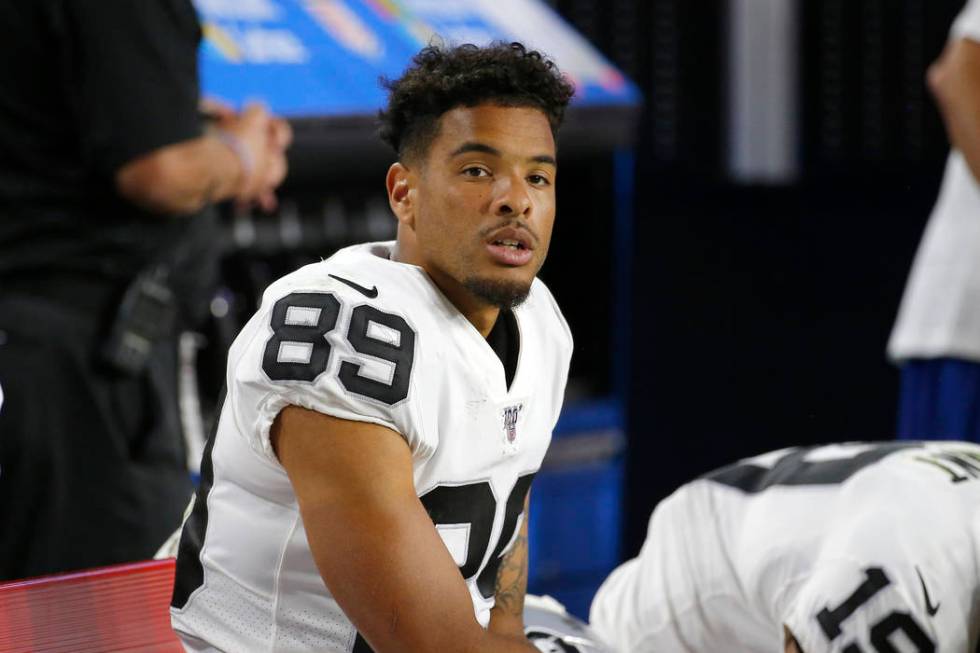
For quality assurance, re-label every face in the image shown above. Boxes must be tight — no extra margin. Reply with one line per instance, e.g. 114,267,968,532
389,104,557,310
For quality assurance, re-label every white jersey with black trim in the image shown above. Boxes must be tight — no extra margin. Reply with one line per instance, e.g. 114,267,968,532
590,441,980,652
170,241,573,653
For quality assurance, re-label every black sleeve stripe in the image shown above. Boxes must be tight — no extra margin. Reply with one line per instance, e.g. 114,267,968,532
704,442,919,493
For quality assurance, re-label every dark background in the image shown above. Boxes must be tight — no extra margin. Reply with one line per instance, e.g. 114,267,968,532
539,0,965,557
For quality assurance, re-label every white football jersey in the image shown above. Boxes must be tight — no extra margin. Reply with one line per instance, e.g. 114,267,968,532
590,441,980,652
170,242,573,652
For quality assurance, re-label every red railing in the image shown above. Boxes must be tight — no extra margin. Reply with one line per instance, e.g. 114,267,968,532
0,558,182,652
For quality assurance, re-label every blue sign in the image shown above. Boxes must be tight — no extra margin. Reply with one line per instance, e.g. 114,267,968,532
193,0,641,118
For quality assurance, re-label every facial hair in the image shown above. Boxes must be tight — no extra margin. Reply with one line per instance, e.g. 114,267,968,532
463,276,532,309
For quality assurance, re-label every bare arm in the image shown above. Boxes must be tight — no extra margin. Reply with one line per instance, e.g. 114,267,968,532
115,103,290,215
928,37,980,183
115,134,244,215
487,493,531,641
272,405,539,653
784,626,804,653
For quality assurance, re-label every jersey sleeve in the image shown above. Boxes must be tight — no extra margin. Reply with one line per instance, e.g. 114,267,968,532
783,560,940,653
952,0,980,43
225,271,431,466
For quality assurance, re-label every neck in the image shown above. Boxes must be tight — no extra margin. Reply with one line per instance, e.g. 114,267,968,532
391,240,500,338
426,266,502,338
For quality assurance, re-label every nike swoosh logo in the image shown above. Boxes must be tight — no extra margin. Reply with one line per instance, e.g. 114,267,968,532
329,274,378,299
915,566,941,617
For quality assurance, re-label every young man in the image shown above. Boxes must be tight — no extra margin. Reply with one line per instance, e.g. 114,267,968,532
170,42,575,652
590,441,980,652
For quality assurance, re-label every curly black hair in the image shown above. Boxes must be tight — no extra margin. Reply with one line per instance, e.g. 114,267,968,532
378,42,575,162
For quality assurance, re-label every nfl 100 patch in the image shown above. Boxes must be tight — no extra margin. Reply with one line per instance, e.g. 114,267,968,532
498,401,526,455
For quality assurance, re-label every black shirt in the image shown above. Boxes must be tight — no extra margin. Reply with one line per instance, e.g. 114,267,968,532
0,0,214,312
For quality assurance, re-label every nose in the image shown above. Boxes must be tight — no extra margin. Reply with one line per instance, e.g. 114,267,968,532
491,174,531,218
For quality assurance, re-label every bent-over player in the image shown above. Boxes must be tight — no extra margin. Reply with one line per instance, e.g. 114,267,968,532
590,441,980,652
169,42,575,652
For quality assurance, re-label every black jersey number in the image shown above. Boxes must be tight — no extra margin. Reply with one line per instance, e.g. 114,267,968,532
261,293,415,405
816,568,935,652
351,476,535,653
419,474,535,600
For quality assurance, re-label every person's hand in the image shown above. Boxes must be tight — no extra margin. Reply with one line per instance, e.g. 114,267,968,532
216,102,291,212
254,116,292,212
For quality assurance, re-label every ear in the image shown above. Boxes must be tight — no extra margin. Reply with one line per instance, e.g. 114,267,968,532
386,162,415,229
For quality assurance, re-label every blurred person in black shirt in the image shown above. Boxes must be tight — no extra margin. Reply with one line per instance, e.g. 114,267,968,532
0,0,290,579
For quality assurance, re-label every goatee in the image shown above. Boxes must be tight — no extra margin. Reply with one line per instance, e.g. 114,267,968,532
464,277,532,309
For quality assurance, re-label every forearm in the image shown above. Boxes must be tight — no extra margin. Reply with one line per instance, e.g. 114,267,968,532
939,87,980,184
303,498,538,653
488,496,530,639
115,134,245,215
930,38,980,184
473,632,539,652
275,407,538,653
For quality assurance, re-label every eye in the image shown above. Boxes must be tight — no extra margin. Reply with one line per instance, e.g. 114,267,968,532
462,166,490,178
528,174,551,186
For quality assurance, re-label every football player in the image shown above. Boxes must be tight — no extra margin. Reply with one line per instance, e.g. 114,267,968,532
590,441,980,652
169,42,575,652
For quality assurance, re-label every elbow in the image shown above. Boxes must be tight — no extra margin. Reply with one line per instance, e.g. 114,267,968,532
927,39,980,120
115,147,210,216
927,53,954,110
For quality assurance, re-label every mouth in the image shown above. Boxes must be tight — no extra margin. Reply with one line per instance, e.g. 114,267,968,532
490,238,528,250
485,227,535,266
486,227,535,252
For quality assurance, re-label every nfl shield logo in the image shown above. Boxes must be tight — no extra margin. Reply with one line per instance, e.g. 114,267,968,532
501,403,524,453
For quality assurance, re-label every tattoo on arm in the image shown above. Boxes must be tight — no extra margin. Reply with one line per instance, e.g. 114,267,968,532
494,505,530,618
